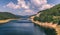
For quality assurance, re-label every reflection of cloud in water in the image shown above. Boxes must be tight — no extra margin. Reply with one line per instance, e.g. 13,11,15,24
12,23,33,27
21,24,31,27
11,23,33,32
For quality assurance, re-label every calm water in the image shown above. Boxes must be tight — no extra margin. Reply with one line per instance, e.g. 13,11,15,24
0,19,46,35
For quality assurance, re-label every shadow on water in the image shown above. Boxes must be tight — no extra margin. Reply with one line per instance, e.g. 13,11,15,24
34,23,57,35
33,24,46,35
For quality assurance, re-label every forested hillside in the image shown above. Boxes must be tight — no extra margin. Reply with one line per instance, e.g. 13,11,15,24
0,12,20,20
33,4,60,24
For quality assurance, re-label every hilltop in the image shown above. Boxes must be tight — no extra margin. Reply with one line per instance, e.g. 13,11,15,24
33,4,60,25
0,12,20,20
30,4,60,35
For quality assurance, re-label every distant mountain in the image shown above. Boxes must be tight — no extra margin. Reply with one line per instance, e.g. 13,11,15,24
0,12,20,20
19,15,31,18
33,4,60,24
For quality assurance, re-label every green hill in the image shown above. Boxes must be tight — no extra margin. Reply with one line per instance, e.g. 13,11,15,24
0,12,20,20
33,4,60,25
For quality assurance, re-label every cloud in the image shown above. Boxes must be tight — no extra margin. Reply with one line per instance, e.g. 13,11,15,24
4,0,53,15
18,10,37,15
40,4,53,10
6,0,29,9
17,0,29,9
30,0,53,10
30,0,47,6
6,2,20,9
5,0,53,9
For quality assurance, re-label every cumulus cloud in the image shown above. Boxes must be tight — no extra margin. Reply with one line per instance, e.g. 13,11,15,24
30,0,53,10
6,0,29,9
17,0,29,9
6,2,20,9
30,0,47,7
5,0,53,9
4,0,53,15
40,4,53,10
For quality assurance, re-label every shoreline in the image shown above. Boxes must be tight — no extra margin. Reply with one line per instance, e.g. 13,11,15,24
30,16,60,35
0,19,19,23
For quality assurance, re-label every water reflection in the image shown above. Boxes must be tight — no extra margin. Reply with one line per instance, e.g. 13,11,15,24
33,24,46,35
0,20,46,35
34,24,57,35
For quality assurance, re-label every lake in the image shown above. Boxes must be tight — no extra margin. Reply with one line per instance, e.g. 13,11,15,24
0,19,46,35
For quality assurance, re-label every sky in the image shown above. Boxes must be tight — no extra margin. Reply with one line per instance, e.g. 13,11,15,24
0,0,60,15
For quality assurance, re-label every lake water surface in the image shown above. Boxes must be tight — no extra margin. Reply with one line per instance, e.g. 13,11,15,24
0,19,46,35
